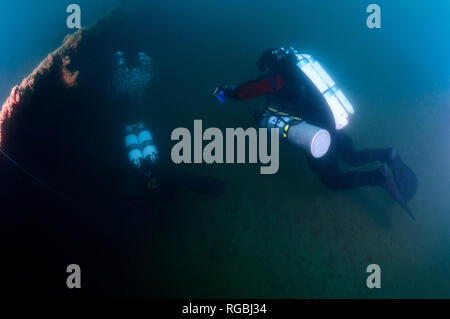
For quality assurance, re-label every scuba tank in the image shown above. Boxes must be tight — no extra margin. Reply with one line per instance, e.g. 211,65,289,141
125,122,159,169
260,107,331,158
137,128,158,162
295,52,354,130
260,47,354,130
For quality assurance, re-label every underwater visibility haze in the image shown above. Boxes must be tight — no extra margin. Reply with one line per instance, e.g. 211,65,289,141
0,0,449,298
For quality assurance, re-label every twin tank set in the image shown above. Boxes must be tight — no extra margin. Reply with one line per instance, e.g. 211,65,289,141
125,123,159,169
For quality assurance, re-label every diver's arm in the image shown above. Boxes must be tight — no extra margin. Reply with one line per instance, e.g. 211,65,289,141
215,73,285,102
233,73,285,100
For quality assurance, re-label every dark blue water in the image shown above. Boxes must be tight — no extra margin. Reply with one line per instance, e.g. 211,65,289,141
0,0,449,298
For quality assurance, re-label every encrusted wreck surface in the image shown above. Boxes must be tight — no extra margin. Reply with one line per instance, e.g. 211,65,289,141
0,8,143,297
0,31,82,146
0,7,126,147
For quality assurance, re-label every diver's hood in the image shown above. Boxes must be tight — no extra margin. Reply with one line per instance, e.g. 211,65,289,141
257,47,299,72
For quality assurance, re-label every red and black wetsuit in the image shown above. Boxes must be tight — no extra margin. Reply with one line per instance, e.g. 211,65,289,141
226,64,390,190
230,73,285,100
227,66,337,133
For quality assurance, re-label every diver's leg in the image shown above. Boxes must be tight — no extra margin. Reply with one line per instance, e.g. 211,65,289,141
307,152,414,218
308,158,383,190
335,132,417,201
336,131,390,167
307,147,384,191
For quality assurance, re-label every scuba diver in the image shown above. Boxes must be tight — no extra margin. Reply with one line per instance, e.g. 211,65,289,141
124,121,226,203
125,122,160,191
214,47,418,219
113,52,225,207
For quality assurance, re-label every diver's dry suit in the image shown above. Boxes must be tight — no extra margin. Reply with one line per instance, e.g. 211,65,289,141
219,48,391,191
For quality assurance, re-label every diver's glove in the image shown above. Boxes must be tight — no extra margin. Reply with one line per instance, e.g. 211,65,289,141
213,84,236,103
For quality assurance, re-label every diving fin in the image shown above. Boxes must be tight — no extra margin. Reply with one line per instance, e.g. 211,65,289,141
378,165,415,221
387,148,418,201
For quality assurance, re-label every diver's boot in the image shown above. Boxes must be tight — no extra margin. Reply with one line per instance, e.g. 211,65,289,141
377,164,415,220
386,148,418,201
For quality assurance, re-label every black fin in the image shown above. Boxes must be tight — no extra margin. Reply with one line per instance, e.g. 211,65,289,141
378,164,415,220
387,149,418,201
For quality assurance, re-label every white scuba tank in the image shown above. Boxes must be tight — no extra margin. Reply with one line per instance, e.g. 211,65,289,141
295,53,354,130
137,128,158,162
260,108,331,158
125,122,159,168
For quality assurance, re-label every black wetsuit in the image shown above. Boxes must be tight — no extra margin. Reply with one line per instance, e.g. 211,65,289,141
226,56,389,190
